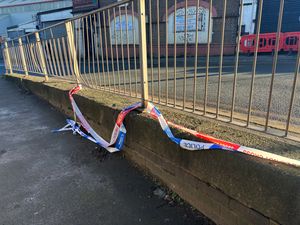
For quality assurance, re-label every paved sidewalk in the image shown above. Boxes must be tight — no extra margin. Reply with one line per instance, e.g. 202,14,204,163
0,77,214,225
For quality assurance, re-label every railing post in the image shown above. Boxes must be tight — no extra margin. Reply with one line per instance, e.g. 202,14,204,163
35,32,48,81
18,37,28,76
4,41,13,75
138,0,149,107
19,38,28,76
65,21,80,85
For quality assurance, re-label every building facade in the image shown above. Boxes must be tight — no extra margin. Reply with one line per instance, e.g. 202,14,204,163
260,0,300,33
72,0,241,58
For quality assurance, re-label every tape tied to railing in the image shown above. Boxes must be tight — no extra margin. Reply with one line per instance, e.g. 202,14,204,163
54,85,142,152
54,86,300,167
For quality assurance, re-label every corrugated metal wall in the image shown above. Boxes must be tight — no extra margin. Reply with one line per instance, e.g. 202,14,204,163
260,0,300,33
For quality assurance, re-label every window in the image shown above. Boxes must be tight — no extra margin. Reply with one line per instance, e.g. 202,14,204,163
259,38,266,47
268,38,276,46
168,6,211,44
286,36,298,45
245,39,254,47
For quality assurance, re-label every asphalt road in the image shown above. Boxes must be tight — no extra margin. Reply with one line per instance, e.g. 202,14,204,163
0,78,214,225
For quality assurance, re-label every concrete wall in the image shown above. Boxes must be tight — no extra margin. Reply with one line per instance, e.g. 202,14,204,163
5,74,300,225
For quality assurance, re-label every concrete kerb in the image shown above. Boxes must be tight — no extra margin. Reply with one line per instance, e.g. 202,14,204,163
5,74,300,225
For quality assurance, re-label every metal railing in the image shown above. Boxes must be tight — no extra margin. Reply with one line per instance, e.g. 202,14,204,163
2,0,300,140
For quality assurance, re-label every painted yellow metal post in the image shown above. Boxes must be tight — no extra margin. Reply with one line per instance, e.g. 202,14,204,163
18,38,28,76
4,42,13,75
65,21,81,85
35,32,48,81
138,0,148,107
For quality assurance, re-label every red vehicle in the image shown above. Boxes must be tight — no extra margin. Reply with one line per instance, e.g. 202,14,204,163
283,32,300,53
240,33,284,54
240,32,300,54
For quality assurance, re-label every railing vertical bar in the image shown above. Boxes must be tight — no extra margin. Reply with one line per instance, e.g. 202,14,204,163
285,42,300,136
9,44,13,71
10,42,16,71
85,16,92,85
30,43,38,72
15,43,21,71
62,37,71,77
65,20,81,84
43,40,54,76
39,40,51,76
57,38,66,77
165,0,169,105
216,0,227,118
68,23,76,79
8,47,13,71
18,37,29,76
138,0,148,105
29,42,35,72
13,42,20,71
9,42,13,70
4,42,12,74
246,0,263,126
34,41,42,73
48,35,58,76
82,18,87,81
23,43,31,72
17,44,20,71
27,36,34,73
10,45,14,71
113,8,121,92
90,14,97,87
93,15,101,87
79,18,90,85
14,44,18,71
149,0,154,100
183,0,188,110
53,38,62,77
265,0,285,131
108,9,116,92
15,44,20,71
131,1,138,97
204,0,212,115
193,0,200,112
119,7,126,94
173,0,177,107
157,0,161,103
76,19,83,81
21,41,28,72
98,12,106,89
35,32,48,80
82,17,92,86
230,0,244,122
125,5,132,96
74,19,84,81
12,43,17,71
103,11,111,91
2,46,8,73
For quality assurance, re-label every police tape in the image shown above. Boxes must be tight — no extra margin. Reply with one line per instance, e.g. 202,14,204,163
145,102,230,151
55,86,300,167
54,85,142,153
145,103,300,167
